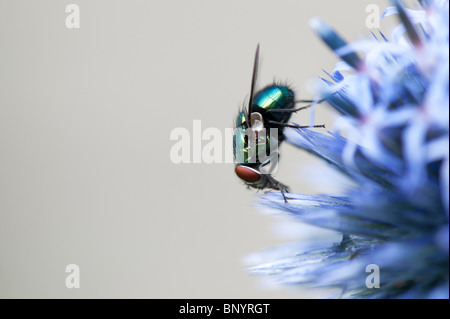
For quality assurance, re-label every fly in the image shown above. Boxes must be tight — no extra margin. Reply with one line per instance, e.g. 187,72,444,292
233,44,325,202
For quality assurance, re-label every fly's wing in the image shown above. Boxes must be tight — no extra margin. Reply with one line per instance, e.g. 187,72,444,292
246,44,260,128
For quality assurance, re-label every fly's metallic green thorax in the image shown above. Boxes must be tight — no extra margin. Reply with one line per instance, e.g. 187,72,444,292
233,124,272,165
236,111,246,128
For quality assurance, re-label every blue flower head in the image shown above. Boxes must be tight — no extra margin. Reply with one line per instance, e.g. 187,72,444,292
248,0,449,298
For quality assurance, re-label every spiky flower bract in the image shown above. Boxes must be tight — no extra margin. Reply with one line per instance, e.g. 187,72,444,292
248,0,449,298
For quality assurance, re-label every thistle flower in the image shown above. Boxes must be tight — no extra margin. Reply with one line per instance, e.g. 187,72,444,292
248,0,449,298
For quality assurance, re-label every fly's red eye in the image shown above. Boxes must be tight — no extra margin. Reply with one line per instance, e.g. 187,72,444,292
235,165,261,183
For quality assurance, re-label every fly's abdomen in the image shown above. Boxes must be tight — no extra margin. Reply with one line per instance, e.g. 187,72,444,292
253,85,295,123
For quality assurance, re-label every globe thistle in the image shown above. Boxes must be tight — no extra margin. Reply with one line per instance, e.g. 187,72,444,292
248,0,449,298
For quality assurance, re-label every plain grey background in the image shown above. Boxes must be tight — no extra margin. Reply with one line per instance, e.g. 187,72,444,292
0,0,399,298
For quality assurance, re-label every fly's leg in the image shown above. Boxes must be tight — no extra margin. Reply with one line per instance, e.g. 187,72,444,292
279,186,288,203
268,120,326,129
265,98,326,115
266,175,290,203
266,105,311,114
